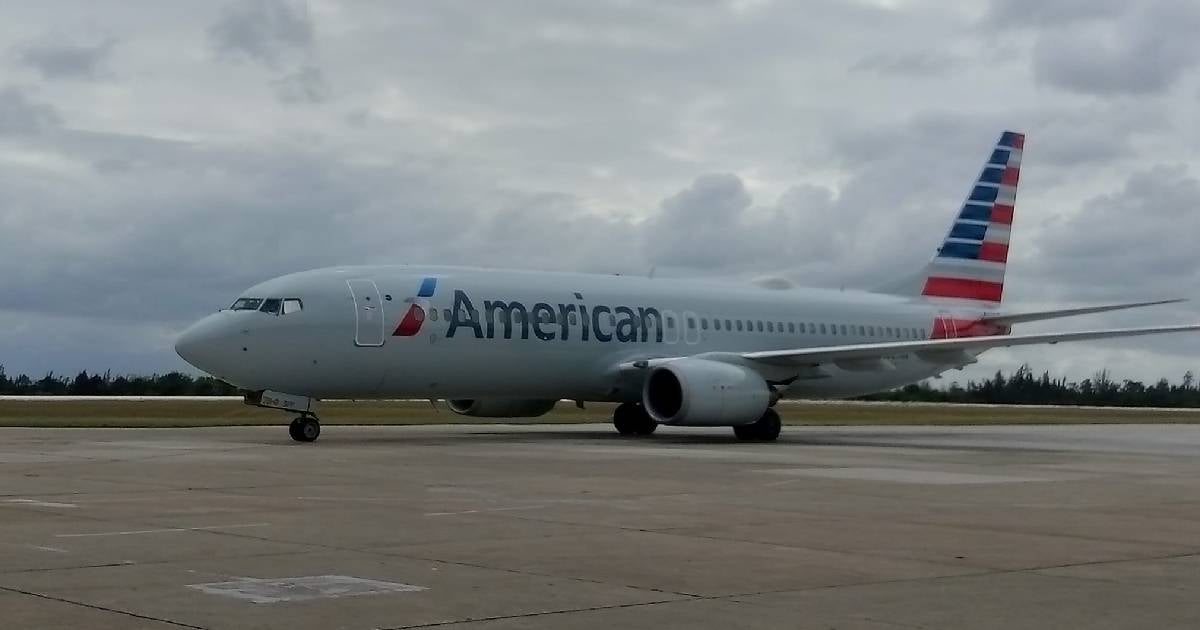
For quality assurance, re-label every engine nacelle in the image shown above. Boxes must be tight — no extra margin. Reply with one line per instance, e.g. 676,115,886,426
446,398,557,418
642,358,770,426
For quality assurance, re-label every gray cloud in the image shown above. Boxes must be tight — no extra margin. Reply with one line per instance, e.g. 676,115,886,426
851,51,961,77
0,86,60,134
1,1,1199,383
18,38,116,80
984,0,1125,27
272,65,328,103
207,0,313,66
1033,165,1200,302
1029,2,1200,95
207,0,326,104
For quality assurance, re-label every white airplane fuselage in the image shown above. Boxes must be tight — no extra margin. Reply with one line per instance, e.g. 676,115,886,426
173,131,1200,442
176,264,988,402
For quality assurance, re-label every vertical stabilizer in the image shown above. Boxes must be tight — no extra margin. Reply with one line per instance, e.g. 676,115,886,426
880,130,1024,304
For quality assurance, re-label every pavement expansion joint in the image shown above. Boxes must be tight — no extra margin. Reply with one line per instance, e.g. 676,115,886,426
0,584,208,629
376,598,685,630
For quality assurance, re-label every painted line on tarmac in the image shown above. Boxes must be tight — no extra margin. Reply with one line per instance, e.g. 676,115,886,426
4,499,79,509
56,522,270,538
27,544,69,553
424,505,545,517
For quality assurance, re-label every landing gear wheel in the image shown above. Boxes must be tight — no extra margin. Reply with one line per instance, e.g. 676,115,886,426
289,416,321,443
734,409,781,442
613,403,657,436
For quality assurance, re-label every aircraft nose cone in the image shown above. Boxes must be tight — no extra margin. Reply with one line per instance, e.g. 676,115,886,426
175,313,235,376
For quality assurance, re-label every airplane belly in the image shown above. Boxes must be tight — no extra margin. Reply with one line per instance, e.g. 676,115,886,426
377,336,607,399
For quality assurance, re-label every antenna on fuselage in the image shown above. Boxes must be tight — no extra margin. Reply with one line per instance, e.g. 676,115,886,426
648,266,656,279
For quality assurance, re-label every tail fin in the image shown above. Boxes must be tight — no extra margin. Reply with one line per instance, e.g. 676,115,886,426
879,131,1024,304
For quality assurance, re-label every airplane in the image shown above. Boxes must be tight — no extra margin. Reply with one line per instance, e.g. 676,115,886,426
175,131,1199,443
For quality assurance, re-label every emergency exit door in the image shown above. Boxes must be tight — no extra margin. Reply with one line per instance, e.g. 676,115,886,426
348,279,385,347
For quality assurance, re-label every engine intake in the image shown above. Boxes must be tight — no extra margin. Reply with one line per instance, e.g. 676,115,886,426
643,358,770,426
446,399,557,418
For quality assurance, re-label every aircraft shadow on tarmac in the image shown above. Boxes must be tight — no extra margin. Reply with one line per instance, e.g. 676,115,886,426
263,428,1063,453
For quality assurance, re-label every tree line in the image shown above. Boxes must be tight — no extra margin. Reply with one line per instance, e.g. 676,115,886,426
3,363,1200,407
860,365,1200,407
0,366,238,396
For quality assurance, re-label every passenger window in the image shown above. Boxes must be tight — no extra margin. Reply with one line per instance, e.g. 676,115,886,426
920,328,927,338
819,323,827,334
886,327,894,337
701,318,709,330
725,319,732,330
444,308,452,321
736,320,744,331
609,313,616,326
713,319,720,330
259,298,282,315
282,299,303,315
868,326,875,336
755,321,763,332
767,321,774,333
687,318,695,329
777,322,784,332
788,322,795,333
838,324,846,335
858,325,866,336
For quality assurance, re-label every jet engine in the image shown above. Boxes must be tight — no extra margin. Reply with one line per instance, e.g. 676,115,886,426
642,358,770,426
446,399,558,418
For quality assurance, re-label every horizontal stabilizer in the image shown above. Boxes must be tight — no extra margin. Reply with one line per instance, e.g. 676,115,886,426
982,299,1186,326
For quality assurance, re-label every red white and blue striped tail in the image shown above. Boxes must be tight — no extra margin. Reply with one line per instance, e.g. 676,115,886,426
918,130,1024,304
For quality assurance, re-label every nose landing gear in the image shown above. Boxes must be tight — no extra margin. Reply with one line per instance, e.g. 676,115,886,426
244,390,322,443
288,416,321,443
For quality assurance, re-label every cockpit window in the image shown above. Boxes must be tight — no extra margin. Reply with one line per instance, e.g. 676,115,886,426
282,299,303,315
231,298,263,311
259,298,282,315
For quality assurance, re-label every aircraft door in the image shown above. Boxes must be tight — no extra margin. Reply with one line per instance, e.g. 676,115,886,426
348,279,385,347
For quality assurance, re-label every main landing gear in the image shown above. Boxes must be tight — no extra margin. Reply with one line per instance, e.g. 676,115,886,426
733,408,782,442
288,415,321,443
613,402,657,436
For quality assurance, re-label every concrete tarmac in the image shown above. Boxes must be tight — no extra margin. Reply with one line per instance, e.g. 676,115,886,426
2,423,1200,629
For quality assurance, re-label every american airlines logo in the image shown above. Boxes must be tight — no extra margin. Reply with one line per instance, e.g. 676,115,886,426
446,290,666,342
392,277,438,337
392,284,667,343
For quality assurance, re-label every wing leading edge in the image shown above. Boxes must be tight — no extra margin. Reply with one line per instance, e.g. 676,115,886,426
980,299,1186,326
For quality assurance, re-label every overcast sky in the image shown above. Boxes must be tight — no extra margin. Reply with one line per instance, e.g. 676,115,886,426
3,0,1200,385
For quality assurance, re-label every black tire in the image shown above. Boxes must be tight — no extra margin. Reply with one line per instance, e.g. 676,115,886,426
613,403,639,435
734,409,781,442
634,416,658,436
756,408,781,441
291,416,321,443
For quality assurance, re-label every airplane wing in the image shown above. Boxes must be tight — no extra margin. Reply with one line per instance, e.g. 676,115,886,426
620,324,1200,371
980,299,1186,326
